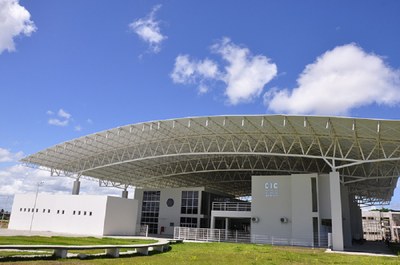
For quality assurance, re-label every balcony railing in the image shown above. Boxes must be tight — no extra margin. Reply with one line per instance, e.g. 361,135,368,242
212,202,251,212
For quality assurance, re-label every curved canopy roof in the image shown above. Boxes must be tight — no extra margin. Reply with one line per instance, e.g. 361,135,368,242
22,115,400,205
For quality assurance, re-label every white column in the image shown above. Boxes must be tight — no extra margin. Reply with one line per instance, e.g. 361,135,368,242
72,179,80,195
210,215,215,229
225,218,229,240
329,171,344,251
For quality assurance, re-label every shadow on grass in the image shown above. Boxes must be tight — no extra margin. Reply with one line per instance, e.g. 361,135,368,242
0,245,172,263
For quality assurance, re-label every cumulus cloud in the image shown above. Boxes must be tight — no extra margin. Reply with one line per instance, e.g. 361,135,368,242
0,0,36,54
129,4,166,53
171,54,220,94
171,38,277,104
0,147,23,162
212,38,278,104
264,43,400,115
47,109,72,127
0,163,125,210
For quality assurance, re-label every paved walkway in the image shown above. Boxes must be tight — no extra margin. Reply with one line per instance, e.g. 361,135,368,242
326,241,397,257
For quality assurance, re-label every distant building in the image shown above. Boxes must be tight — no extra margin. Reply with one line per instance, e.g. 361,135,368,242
362,211,400,242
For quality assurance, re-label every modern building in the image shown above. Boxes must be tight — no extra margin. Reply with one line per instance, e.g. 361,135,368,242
362,211,400,242
10,115,400,251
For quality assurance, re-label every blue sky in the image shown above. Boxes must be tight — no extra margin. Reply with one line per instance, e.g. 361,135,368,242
1,0,400,210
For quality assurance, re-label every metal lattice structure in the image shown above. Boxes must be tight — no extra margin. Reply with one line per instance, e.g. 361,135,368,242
21,115,400,205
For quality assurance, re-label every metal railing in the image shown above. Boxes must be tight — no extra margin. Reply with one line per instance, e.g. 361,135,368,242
136,225,149,237
174,227,329,248
212,202,251,212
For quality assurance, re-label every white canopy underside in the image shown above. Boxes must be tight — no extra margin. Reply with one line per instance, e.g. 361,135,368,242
22,115,400,205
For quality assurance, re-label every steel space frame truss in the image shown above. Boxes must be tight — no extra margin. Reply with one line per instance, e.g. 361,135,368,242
22,115,400,204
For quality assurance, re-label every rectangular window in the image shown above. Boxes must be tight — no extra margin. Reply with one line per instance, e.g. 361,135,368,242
311,178,318,212
57,210,60,214
141,191,160,234
20,208,22,212
43,209,45,213
89,212,92,216
73,210,76,215
48,209,50,213
180,217,197,228
62,210,65,214
84,211,87,216
78,211,81,215
313,217,319,247
181,191,199,214
36,209,38,213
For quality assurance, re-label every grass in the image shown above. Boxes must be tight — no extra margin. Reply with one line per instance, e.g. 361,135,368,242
0,236,156,245
0,242,399,264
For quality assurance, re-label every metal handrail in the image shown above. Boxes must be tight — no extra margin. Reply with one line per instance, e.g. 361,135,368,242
212,202,251,212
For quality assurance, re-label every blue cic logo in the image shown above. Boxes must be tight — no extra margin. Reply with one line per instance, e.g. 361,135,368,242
265,182,279,197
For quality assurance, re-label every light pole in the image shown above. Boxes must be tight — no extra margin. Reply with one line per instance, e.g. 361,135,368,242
29,181,44,232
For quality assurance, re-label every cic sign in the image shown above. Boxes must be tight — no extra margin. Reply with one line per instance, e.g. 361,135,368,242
265,182,279,197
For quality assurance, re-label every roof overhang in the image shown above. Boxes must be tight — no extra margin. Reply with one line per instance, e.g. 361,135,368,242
21,115,400,205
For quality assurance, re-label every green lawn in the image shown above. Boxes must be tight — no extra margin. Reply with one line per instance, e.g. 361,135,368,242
0,242,399,265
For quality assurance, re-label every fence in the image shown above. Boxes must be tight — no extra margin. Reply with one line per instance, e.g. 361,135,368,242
212,202,251,212
136,225,149,237
174,227,329,248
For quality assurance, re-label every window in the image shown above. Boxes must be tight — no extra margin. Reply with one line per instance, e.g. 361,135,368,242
24,208,26,212
43,209,45,213
141,191,160,234
73,210,76,215
57,210,60,214
36,209,38,213
28,208,30,212
78,211,81,215
181,191,199,214
311,178,318,212
170,222,174,227
166,198,174,207
48,209,50,213
89,212,92,216
180,217,197,228
20,208,22,212
62,210,65,214
84,211,87,216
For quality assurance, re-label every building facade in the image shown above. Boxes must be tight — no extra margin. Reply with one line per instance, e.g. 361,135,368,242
9,194,139,236
362,211,400,242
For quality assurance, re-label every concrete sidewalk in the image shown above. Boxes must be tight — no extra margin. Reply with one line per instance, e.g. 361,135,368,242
326,241,397,258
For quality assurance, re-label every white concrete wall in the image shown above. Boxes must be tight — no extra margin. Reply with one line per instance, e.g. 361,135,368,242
251,175,293,238
103,196,138,236
9,194,138,236
135,187,205,235
291,174,317,243
318,174,331,219
251,174,319,245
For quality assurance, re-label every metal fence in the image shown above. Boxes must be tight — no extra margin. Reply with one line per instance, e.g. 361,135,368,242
174,227,329,248
212,202,251,212
136,225,149,237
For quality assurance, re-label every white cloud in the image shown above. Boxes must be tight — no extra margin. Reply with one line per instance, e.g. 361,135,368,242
129,4,166,53
0,147,23,162
0,0,36,54
47,108,72,127
0,164,125,210
171,54,219,94
212,38,278,105
264,43,400,115
74,125,82,131
171,38,277,104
